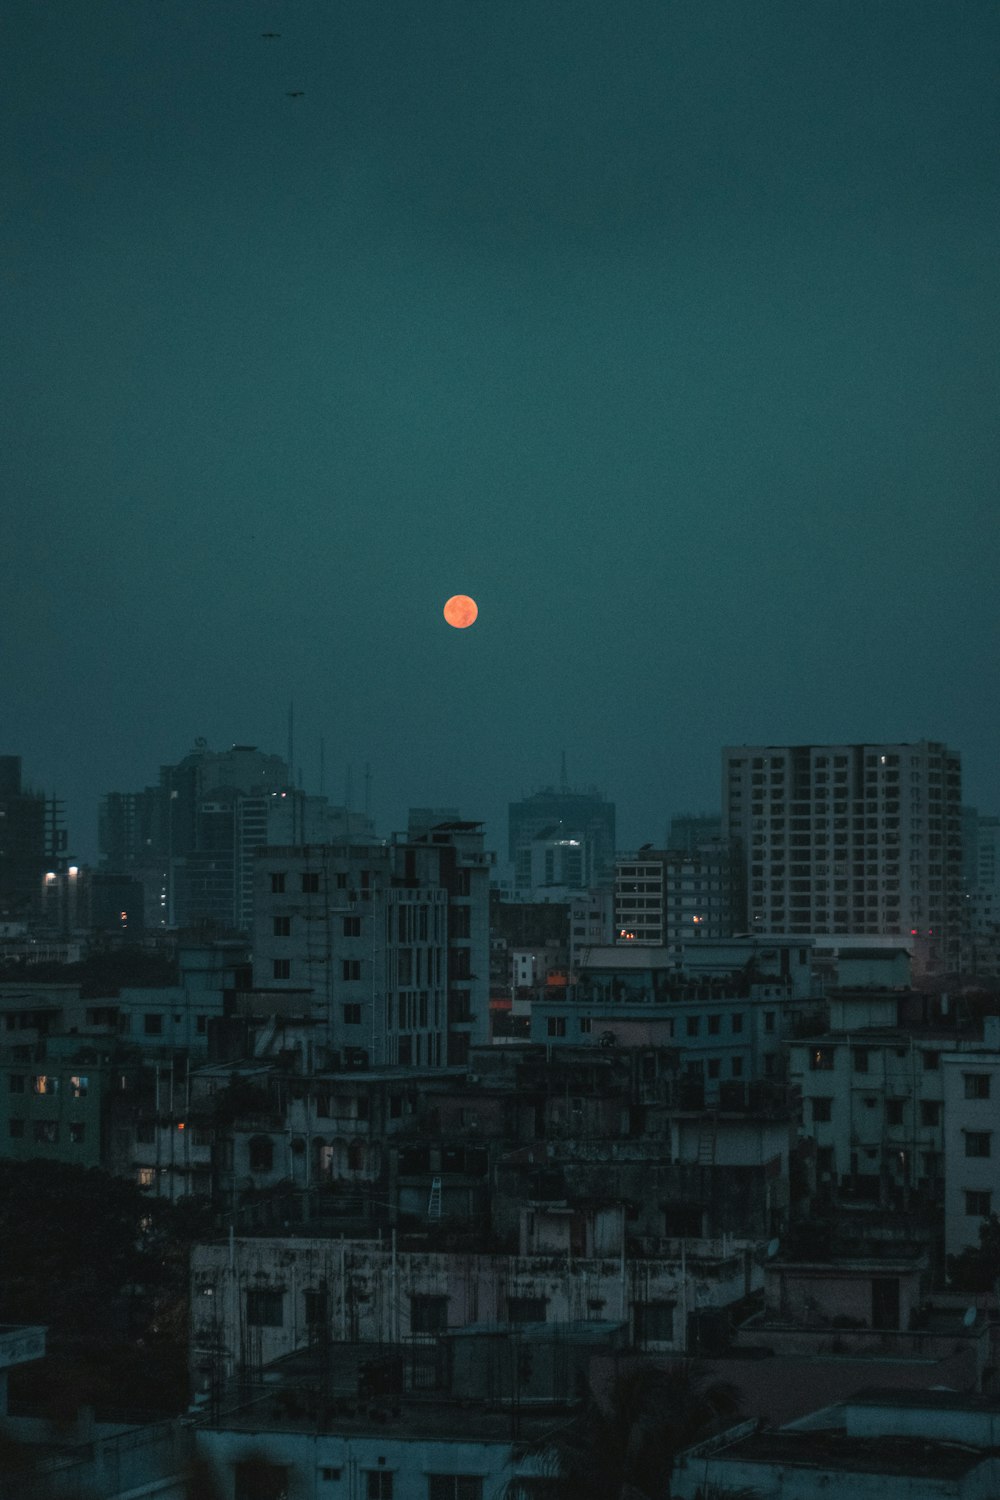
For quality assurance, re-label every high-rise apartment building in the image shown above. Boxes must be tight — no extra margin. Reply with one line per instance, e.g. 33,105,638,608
722,741,962,966
614,841,742,951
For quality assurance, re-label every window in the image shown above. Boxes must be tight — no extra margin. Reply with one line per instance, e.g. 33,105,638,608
731,1056,743,1077
143,1013,163,1036
428,1479,483,1500
920,1101,940,1126
69,1122,86,1144
708,1015,720,1036
633,1299,676,1344
965,1074,991,1100
270,873,286,894
70,1075,88,1098
507,1296,546,1323
319,1471,342,1484
273,916,291,937
852,1048,870,1074
343,916,362,937
764,1012,775,1034
965,1132,992,1158
809,1048,834,1072
303,1289,328,1329
922,1051,940,1071
410,1294,449,1333
546,1017,566,1038
246,1288,284,1327
342,960,361,981
32,1075,58,1095
731,1013,743,1033
365,1473,393,1499
811,1097,832,1123
8,1075,24,1093
343,1003,362,1026
686,1016,699,1037
273,959,290,980
707,1059,720,1079
302,872,320,894
886,1100,905,1126
965,1190,992,1218
248,1136,275,1173
8,1118,24,1138
33,1121,59,1143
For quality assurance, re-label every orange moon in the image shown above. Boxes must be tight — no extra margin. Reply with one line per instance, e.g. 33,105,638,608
443,594,478,629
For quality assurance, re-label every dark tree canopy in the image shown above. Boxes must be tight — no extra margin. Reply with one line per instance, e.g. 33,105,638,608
509,1360,741,1500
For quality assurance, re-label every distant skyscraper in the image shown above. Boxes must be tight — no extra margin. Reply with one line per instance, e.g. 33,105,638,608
962,807,1000,899
163,743,291,931
667,813,722,852
722,741,962,969
508,783,615,890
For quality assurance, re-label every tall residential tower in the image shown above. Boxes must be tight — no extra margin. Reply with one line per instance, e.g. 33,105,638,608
722,741,962,969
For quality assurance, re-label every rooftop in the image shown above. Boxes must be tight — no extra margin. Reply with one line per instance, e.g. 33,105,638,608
720,1428,986,1479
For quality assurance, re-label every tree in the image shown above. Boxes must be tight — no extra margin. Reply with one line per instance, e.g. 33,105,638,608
946,1212,1000,1293
0,1161,215,1417
507,1360,741,1500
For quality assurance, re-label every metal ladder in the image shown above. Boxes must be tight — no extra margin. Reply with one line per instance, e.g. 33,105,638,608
427,1176,442,1218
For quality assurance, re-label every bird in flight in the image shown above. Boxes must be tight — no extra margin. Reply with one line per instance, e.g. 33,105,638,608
286,91,305,98
261,32,281,39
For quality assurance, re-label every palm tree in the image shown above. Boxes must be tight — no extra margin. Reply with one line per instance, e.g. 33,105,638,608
506,1359,742,1500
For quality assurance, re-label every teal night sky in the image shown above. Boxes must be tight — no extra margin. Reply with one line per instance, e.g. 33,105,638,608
4,1,999,856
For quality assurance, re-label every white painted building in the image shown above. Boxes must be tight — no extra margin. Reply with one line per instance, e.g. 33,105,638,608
673,1388,1000,1500
190,1234,764,1379
195,1406,548,1500
942,1018,1000,1257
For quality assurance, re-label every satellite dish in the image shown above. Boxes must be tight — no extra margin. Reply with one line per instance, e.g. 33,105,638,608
766,1238,781,1259
963,1307,977,1327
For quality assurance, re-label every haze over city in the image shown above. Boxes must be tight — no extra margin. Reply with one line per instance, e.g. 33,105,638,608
5,0,999,860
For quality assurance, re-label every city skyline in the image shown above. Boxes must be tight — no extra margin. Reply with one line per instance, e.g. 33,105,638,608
7,730,998,871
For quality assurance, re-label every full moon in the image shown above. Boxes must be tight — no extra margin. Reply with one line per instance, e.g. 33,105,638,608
443,594,478,629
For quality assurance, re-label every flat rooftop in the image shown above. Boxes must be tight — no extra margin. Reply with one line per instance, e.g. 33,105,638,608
720,1429,985,1479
